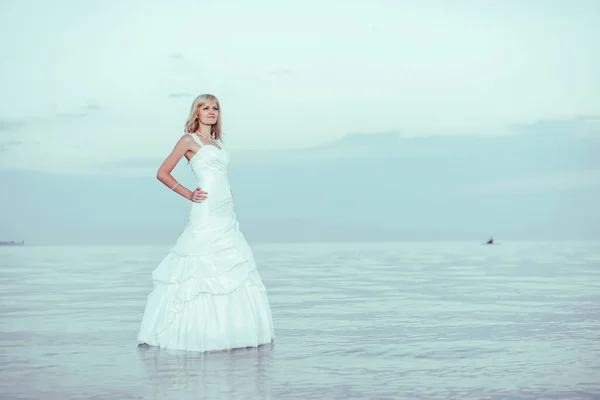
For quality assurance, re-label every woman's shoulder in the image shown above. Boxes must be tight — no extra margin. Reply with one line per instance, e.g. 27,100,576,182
176,133,196,144
170,133,197,151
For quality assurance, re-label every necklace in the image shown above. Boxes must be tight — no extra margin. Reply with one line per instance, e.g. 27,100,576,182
194,132,215,142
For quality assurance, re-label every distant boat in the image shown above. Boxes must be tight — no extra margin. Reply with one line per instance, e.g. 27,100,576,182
482,236,494,245
0,240,24,246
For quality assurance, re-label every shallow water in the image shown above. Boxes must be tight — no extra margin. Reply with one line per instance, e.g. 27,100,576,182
1,241,599,399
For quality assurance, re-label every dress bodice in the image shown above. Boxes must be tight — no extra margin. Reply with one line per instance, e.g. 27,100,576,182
184,133,234,223
187,133,230,178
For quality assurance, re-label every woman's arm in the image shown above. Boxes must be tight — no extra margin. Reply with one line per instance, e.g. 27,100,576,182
157,135,206,202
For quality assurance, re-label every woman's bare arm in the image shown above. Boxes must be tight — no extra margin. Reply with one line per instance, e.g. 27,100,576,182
157,135,207,202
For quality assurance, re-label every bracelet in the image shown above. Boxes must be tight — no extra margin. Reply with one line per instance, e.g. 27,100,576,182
171,182,180,190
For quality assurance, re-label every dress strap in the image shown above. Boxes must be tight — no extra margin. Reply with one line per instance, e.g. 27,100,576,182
188,133,204,147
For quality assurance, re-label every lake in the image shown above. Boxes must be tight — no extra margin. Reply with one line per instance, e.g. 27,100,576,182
1,241,599,399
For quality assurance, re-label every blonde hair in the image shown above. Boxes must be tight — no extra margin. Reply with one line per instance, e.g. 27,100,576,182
184,94,223,140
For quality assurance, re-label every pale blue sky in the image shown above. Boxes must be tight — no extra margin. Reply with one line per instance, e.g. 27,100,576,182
1,0,599,174
1,1,599,243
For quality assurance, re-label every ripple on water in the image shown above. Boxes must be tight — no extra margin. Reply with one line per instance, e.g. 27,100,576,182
0,241,599,399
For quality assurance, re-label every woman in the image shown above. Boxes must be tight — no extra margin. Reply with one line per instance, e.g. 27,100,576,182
137,94,275,352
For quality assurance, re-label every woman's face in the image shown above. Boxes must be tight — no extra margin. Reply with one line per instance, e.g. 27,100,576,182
198,102,219,126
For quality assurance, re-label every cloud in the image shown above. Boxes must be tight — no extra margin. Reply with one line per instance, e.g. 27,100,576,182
2,140,23,146
168,92,192,99
56,112,89,119
0,119,25,133
166,51,205,76
0,121,25,152
0,140,22,152
459,171,600,195
2,120,600,244
508,115,600,137
232,116,600,164
55,103,102,118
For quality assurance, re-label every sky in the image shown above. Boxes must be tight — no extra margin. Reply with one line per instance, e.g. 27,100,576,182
0,0,599,243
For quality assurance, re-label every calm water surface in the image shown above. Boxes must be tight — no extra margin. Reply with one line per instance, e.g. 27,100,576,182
1,241,599,399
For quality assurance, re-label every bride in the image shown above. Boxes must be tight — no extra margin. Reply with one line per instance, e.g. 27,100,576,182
137,94,275,352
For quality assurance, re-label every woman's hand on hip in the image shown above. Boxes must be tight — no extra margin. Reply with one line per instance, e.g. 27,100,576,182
191,187,208,203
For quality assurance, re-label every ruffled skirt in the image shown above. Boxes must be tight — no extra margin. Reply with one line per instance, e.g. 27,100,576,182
137,218,274,352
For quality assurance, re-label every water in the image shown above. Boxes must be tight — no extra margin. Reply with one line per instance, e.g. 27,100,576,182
1,241,599,399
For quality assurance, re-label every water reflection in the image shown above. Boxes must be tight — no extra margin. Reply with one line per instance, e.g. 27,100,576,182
138,343,275,400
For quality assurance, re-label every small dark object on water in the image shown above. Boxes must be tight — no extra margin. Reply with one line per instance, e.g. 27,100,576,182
482,236,494,245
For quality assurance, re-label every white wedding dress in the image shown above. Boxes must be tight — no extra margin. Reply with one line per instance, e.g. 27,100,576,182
137,133,275,352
